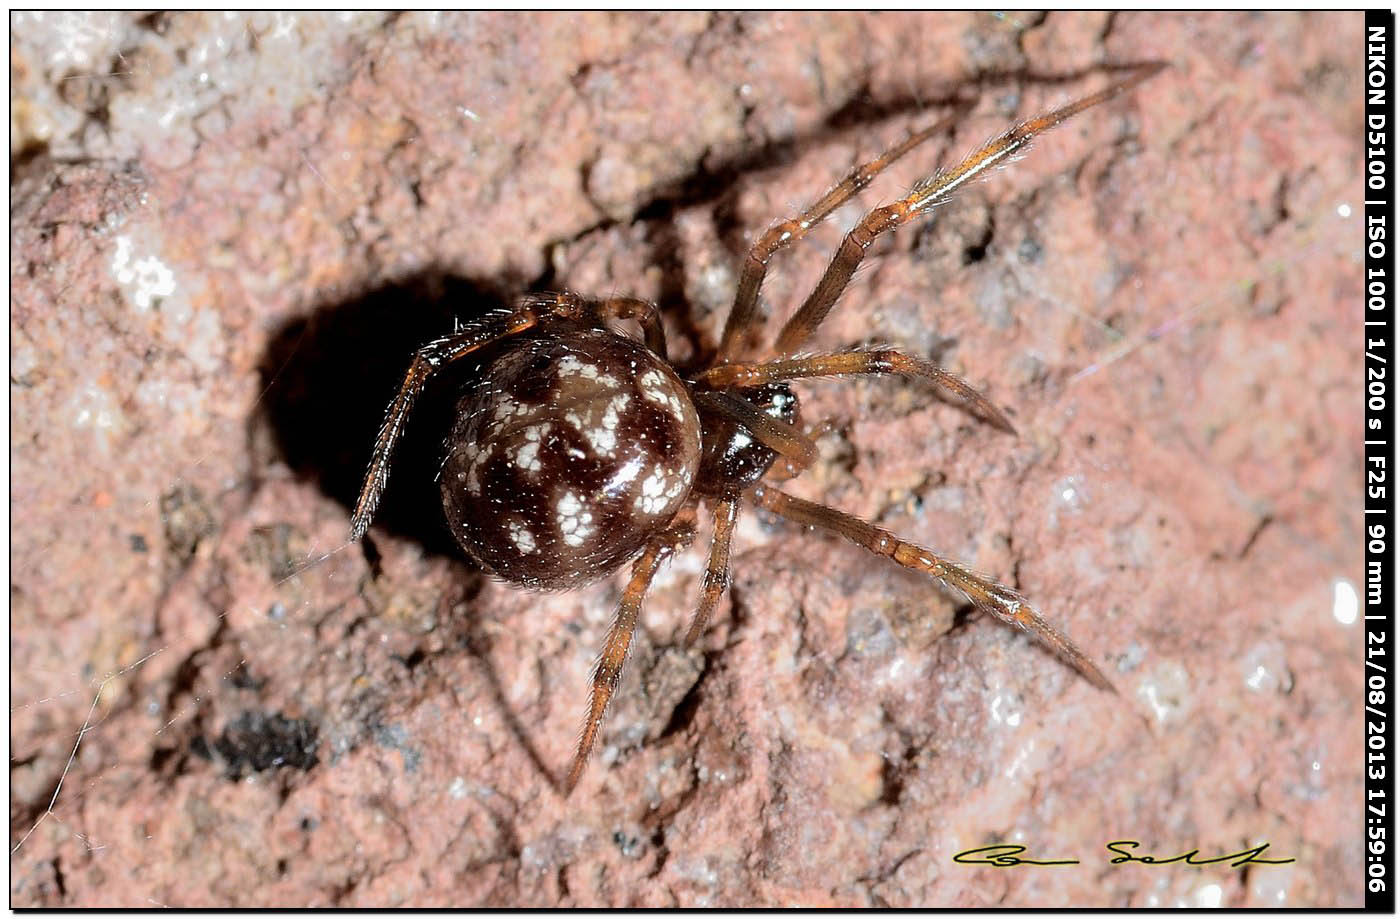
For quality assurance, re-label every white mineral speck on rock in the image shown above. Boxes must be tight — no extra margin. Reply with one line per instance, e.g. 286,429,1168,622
110,235,176,311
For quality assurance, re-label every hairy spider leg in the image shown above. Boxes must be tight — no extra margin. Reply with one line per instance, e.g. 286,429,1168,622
771,61,1167,358
696,348,1016,434
716,103,974,363
752,484,1115,692
685,494,740,647
564,515,696,795
349,291,667,540
351,307,550,540
678,396,828,649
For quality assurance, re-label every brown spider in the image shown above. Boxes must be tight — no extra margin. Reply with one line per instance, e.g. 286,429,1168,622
349,61,1164,795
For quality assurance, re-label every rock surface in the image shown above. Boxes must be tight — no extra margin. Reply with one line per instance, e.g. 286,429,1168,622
12,11,1362,907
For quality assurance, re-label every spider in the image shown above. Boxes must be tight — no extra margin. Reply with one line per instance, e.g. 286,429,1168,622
349,61,1164,795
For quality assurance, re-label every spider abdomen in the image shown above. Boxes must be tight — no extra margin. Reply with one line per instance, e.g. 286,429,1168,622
440,325,702,589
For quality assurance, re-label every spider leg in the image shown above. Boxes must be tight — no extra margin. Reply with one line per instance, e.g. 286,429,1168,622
564,516,696,795
716,103,973,363
684,495,740,646
350,293,593,540
771,61,1167,357
692,390,818,471
695,347,1015,434
752,484,1115,692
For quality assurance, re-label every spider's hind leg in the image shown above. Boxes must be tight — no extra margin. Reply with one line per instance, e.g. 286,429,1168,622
752,484,1114,692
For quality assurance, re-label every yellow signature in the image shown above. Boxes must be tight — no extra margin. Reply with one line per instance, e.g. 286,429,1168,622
953,841,1296,869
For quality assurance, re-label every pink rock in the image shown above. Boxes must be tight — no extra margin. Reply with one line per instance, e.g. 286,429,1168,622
11,11,1361,907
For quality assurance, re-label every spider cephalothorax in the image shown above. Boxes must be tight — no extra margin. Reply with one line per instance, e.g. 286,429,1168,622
350,62,1164,794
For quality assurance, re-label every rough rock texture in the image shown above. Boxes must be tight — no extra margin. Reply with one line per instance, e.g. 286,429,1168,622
11,11,1363,907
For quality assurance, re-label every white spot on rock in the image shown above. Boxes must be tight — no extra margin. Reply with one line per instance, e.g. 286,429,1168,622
110,235,176,312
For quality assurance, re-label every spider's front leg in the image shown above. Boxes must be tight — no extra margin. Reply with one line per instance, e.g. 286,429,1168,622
752,485,1114,692
564,513,697,796
770,62,1167,357
695,348,1016,434
716,104,971,362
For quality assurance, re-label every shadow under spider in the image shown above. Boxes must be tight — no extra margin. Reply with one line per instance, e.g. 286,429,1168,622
257,273,518,559
258,274,568,787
